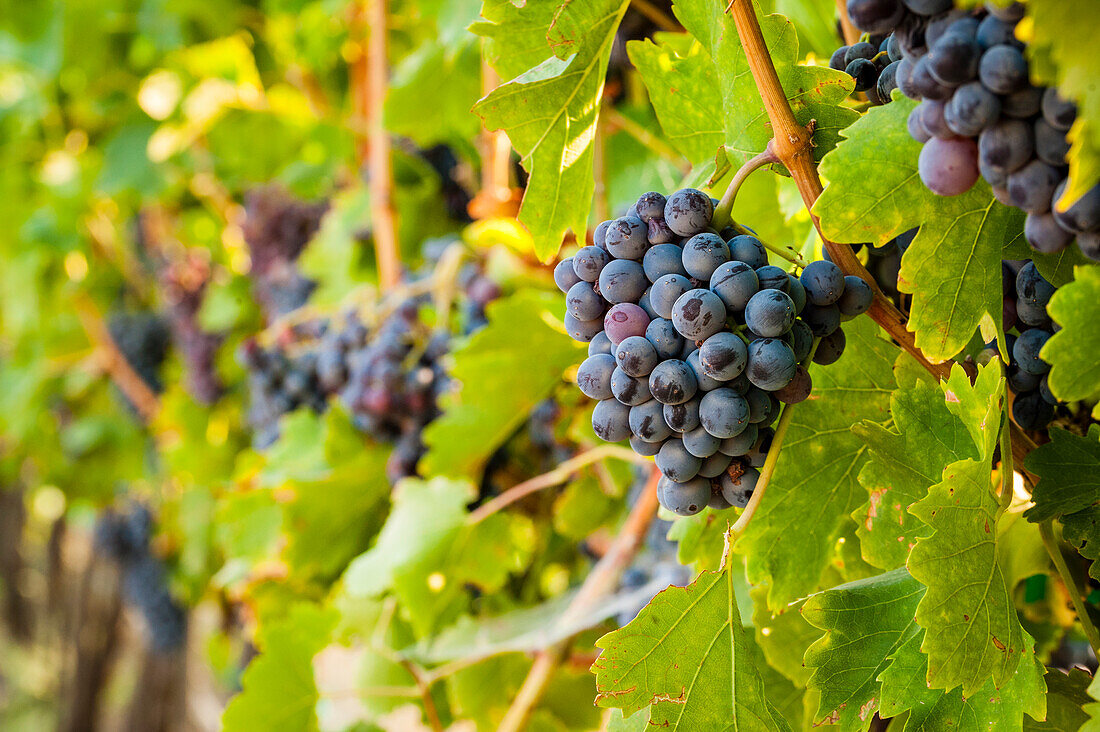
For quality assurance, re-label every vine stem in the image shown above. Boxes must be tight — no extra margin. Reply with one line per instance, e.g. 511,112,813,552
497,467,661,732
356,0,401,291
836,0,861,45
711,142,779,231
73,292,161,421
722,0,1039,472
997,372,1015,517
467,444,651,524
1039,520,1100,657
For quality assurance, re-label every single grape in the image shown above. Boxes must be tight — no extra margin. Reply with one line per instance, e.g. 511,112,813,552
635,191,667,222
647,218,676,245
978,119,1033,176
846,0,904,34
649,359,698,405
1013,328,1052,375
1024,212,1073,254
682,233,731,280
909,57,953,100
844,41,878,65
554,258,581,293
683,424,722,458
663,397,701,434
637,288,659,319
720,465,760,508
656,439,703,482
846,58,879,92
744,289,797,337
755,265,790,292
645,318,685,360
917,99,953,139
611,366,652,406
671,289,728,341
1078,231,1100,262
719,423,758,457
1007,160,1062,214
1039,374,1057,405
699,388,750,439
886,34,902,61
986,1,1024,22
837,275,874,317
686,349,724,392
1016,262,1056,309
576,354,616,400
1051,181,1100,234
615,335,660,377
978,44,1028,94
976,15,1020,49
902,0,952,15
726,235,769,269
650,274,693,320
907,106,932,143
1012,391,1055,430
699,331,748,380
588,330,614,356
787,319,814,362
572,245,609,282
593,220,611,249
745,427,775,468
786,275,807,312
744,387,775,425
1034,118,1070,166
801,260,845,306
604,216,649,260
630,435,663,457
664,188,714,237
773,365,813,404
813,327,847,365
566,281,605,321
1007,362,1041,392
877,60,901,101
1016,298,1050,328
830,46,850,71
927,32,981,85
657,474,709,516
604,303,650,344
565,313,603,342
745,338,797,391
919,136,980,196
897,57,921,99
944,82,1001,137
644,243,689,282
598,259,647,304
699,451,734,479
1041,87,1077,130
802,303,841,337
630,399,673,443
592,398,631,442
710,261,760,312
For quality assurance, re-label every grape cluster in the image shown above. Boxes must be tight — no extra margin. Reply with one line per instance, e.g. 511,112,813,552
95,503,187,653
108,311,171,395
844,0,1100,260
241,186,329,320
557,189,872,517
158,250,224,405
241,261,501,482
829,32,904,105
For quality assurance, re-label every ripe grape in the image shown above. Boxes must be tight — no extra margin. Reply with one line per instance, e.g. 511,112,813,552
814,328,847,365
645,318,685,359
682,233,731,280
720,423,758,457
773,365,813,404
615,336,659,377
720,466,760,508
664,398,701,434
592,398,631,442
978,44,1027,94
744,289,796,337
801,260,845,306
1007,160,1062,214
565,312,604,342
1034,118,1070,166
643,243,688,282
573,246,610,282
699,388,750,439
604,216,649,260
1024,212,1073,254
635,191,667,222
629,399,672,443
671,288,728,341
599,259,648,304
656,439,703,482
604,303,650,344
847,0,905,34
610,366,652,406
837,276,874,317
698,332,748,380
664,188,714,237
1051,181,1100,234
683,425,722,458
710,261,760,312
649,359,698,405
566,281,605,321
944,82,1001,136
576,354,616,400
918,136,979,196
726,235,769,269
657,475,709,516
1013,328,1052,375
1041,88,1077,129
554,258,581,292
746,338,797,391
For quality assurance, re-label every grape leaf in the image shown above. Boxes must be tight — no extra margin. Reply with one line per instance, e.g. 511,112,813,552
1042,266,1100,403
1003,233,1088,288
941,362,1005,461
421,290,584,479
222,602,337,732
996,509,1051,592
606,707,651,732
473,0,629,259
814,97,1021,362
802,568,925,729
879,630,1047,731
853,379,978,570
1027,0,1100,208
627,33,725,163
908,456,1027,695
386,39,481,148
1083,672,1100,731
1061,504,1100,582
1022,426,1100,522
750,585,817,687
667,507,731,570
473,0,561,82
738,316,896,610
670,0,857,167
1024,670,1092,732
591,539,793,730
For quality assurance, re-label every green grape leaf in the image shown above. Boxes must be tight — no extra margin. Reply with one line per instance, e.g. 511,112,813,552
421,291,584,479
1023,426,1100,523
591,540,793,730
853,379,978,570
879,629,1047,731
606,708,652,731
667,507,731,570
1027,0,1100,208
907,455,1026,696
222,602,337,732
996,509,1051,592
1025,670,1092,732
473,0,560,81
671,0,858,167
1061,504,1100,582
1003,234,1088,288
803,569,925,729
1083,672,1100,731
738,316,896,609
814,97,1021,362
1043,266,1100,403
473,0,629,259
386,39,481,148
941,361,1005,461
627,33,724,163
751,586,818,687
